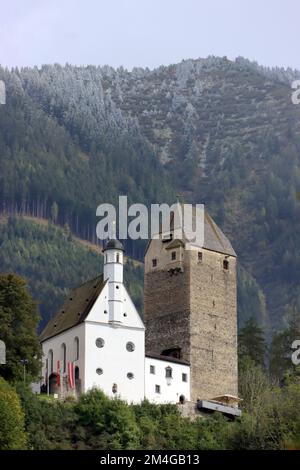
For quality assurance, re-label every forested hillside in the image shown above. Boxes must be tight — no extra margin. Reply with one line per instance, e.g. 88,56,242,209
1,57,300,332
0,217,143,330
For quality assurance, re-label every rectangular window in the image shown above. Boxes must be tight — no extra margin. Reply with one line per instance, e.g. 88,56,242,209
155,385,161,394
152,259,157,268
171,251,176,261
150,365,155,374
198,252,203,262
165,367,173,378
182,373,188,382
223,259,229,270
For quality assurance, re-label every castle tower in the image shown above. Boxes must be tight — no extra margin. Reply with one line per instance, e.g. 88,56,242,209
144,208,238,402
103,239,125,324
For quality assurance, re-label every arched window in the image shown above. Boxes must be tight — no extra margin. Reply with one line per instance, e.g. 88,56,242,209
61,343,66,373
48,350,53,374
74,337,79,361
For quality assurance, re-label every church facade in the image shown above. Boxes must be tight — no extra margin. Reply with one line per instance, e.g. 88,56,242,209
40,208,239,410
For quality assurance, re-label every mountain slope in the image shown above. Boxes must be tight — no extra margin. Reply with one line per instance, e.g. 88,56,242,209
1,57,300,331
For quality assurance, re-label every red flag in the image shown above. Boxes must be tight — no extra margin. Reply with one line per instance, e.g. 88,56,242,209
68,362,75,389
56,360,60,386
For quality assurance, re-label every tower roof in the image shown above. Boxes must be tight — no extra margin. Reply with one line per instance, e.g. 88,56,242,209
103,239,125,252
145,205,236,257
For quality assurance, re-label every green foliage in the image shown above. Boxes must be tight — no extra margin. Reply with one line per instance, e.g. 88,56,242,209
269,306,300,380
0,272,41,382
75,389,140,449
12,365,300,450
237,266,267,328
0,377,27,449
238,317,266,367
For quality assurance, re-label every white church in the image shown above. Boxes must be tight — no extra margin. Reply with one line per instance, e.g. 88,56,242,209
40,239,190,404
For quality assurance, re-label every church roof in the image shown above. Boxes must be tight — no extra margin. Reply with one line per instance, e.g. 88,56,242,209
40,275,106,342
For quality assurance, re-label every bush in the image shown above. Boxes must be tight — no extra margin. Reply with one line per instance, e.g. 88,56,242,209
0,377,27,449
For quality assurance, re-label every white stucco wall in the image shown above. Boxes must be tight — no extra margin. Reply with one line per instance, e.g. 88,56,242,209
84,322,145,403
145,357,190,404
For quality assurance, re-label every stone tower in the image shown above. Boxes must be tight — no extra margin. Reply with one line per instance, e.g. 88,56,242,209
144,208,238,402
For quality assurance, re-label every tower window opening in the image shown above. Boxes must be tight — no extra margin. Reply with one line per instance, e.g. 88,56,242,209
152,259,157,268
198,252,203,262
171,251,176,261
223,259,229,270
116,253,120,263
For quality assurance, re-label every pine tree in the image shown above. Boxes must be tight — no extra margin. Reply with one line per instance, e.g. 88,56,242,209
0,273,41,383
238,317,266,367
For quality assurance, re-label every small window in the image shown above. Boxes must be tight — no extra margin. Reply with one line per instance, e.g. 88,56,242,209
150,365,155,374
126,342,135,352
127,372,134,380
223,259,229,270
165,366,172,378
155,385,161,394
116,285,119,289
198,252,202,262
171,251,176,261
95,338,105,348
182,373,188,383
96,368,103,375
116,253,120,263
112,383,118,394
152,259,157,268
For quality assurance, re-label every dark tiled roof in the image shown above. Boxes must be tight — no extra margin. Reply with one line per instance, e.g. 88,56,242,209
146,353,190,366
40,275,106,342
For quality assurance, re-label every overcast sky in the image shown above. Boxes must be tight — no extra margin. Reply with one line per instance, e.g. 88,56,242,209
0,0,299,70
